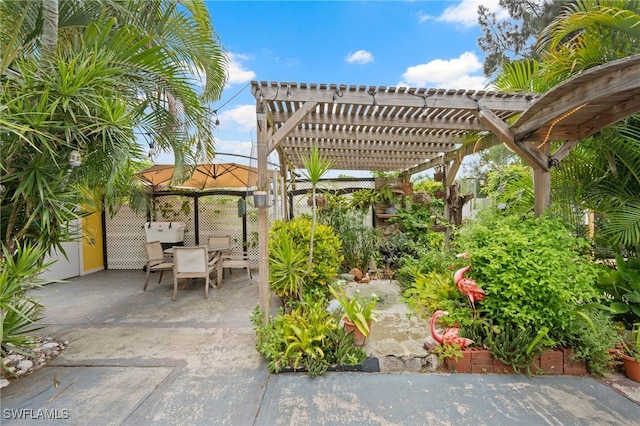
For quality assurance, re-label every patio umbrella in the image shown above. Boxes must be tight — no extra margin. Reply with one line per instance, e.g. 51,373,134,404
135,163,259,189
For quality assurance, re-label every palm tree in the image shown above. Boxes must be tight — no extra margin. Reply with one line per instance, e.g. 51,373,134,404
490,0,640,254
0,0,228,252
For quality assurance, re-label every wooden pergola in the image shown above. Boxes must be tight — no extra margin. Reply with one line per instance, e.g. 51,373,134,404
252,54,640,320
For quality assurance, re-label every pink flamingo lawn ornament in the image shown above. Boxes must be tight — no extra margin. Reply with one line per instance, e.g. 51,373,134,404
430,310,474,348
454,265,485,317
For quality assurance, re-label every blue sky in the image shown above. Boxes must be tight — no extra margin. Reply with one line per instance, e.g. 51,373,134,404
157,0,508,174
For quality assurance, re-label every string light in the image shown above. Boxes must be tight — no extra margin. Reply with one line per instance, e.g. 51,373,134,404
369,91,378,113
333,88,343,105
537,103,588,149
420,96,429,117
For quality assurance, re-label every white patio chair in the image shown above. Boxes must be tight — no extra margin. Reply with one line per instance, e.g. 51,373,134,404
208,235,251,287
144,241,173,291
217,252,252,288
172,246,217,301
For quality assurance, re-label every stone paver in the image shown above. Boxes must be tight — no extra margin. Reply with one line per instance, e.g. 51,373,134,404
1,270,638,425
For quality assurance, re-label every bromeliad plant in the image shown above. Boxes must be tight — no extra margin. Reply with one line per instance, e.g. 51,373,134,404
330,286,378,337
250,301,366,377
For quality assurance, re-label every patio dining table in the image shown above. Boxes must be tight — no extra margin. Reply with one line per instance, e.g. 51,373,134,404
164,243,232,289
163,243,232,257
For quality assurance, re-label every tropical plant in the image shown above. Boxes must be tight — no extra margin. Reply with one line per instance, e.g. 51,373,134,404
320,207,380,272
594,255,640,329
1,243,50,374
491,0,640,255
250,302,366,377
349,189,378,210
562,310,621,376
298,145,336,278
329,286,378,337
0,0,228,253
621,322,640,362
486,323,550,375
483,165,534,214
268,227,307,304
269,218,343,299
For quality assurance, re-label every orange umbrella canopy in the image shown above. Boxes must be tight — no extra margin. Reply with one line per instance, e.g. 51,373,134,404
135,163,259,189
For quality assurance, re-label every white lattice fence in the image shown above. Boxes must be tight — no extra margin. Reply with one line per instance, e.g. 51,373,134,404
105,205,148,270
105,180,372,270
106,194,272,270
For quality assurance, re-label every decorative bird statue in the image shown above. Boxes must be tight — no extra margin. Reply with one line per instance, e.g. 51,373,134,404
454,265,485,317
429,310,474,348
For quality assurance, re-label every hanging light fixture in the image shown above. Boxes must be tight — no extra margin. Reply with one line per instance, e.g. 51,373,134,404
69,149,81,167
213,110,220,126
286,84,292,99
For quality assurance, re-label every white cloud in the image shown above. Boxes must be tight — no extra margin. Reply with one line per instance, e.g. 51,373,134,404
218,104,255,131
226,52,256,85
214,139,254,159
423,0,508,29
399,51,487,90
345,50,374,64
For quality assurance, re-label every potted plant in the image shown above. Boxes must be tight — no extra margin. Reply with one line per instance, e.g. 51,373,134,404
350,189,377,210
620,323,640,382
377,184,400,214
329,286,378,346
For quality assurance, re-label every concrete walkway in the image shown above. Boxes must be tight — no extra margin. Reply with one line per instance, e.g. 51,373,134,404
2,270,639,425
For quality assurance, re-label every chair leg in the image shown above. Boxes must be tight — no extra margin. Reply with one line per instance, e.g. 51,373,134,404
172,276,178,301
158,270,164,283
205,276,209,299
144,268,151,291
217,262,223,289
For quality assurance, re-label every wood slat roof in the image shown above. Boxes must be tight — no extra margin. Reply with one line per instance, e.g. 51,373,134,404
254,54,640,174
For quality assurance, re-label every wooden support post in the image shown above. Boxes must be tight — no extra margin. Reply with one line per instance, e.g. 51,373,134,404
533,143,551,217
256,109,270,325
443,164,451,249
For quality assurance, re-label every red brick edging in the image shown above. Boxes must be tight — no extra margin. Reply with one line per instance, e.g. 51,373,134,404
445,347,587,375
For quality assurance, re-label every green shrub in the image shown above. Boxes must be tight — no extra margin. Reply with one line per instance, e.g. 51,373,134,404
562,310,620,376
320,208,380,272
456,211,601,342
402,270,471,324
269,217,343,298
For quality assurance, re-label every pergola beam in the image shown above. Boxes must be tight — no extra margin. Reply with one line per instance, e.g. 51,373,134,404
267,101,318,153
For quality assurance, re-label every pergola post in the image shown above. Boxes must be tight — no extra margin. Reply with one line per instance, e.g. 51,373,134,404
443,158,462,248
256,108,270,325
533,142,551,217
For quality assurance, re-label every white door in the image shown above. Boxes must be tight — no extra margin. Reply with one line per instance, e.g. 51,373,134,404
40,241,81,282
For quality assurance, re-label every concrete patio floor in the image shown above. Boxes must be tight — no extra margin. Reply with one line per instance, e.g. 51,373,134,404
1,269,639,425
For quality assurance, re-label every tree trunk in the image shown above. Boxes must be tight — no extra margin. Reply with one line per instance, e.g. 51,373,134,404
41,0,59,62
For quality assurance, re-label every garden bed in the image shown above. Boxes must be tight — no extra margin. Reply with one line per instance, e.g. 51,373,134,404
444,347,587,375
278,357,380,374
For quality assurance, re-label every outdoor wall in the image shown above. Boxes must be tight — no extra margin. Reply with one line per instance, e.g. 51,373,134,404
81,211,104,274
